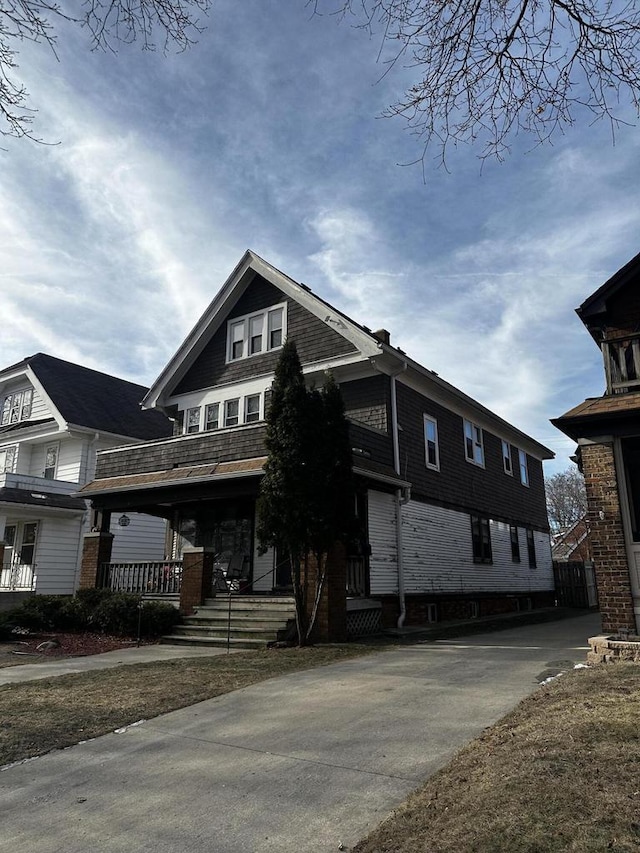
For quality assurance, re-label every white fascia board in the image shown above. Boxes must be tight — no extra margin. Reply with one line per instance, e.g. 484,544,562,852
25,366,68,431
143,250,383,410
372,350,553,461
65,425,147,445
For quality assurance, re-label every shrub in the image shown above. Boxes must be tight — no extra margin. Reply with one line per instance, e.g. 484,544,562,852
139,601,181,638
91,592,142,636
6,595,71,630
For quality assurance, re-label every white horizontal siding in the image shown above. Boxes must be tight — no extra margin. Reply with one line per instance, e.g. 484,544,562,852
401,501,554,594
30,386,53,421
253,545,275,591
110,514,167,562
368,490,398,595
34,516,84,595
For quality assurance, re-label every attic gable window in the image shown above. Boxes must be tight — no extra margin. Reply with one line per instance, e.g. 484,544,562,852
226,304,286,363
1,389,33,426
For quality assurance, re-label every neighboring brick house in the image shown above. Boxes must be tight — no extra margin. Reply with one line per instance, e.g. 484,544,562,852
0,354,171,606
80,251,554,637
553,251,640,634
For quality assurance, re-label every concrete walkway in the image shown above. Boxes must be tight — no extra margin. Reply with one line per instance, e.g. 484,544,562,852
0,644,235,685
1,612,599,853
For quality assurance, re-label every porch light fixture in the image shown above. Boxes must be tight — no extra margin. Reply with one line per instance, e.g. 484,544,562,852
118,514,131,527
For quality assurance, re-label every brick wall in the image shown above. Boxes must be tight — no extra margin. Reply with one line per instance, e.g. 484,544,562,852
179,548,214,614
301,544,347,643
581,442,635,632
79,532,114,589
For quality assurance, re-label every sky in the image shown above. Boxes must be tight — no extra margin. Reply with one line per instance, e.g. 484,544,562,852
2,0,640,476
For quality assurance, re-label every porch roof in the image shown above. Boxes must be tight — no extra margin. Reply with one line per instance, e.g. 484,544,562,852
77,457,268,496
552,392,640,440
0,487,87,512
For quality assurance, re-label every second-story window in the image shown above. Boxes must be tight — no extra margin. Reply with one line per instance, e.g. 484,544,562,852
464,419,484,466
0,445,17,474
186,407,201,434
205,403,220,431
245,395,261,423
519,449,529,486
227,304,286,363
44,444,59,479
224,399,240,427
502,440,513,475
424,415,439,470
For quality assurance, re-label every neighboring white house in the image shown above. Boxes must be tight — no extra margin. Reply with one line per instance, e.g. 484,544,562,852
0,353,172,603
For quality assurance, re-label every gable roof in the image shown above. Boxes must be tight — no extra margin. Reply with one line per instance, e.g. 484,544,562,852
5,354,171,440
143,250,383,410
144,250,553,460
577,251,640,340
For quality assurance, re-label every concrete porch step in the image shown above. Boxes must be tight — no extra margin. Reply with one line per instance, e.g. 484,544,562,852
171,624,290,641
185,615,295,630
161,634,274,649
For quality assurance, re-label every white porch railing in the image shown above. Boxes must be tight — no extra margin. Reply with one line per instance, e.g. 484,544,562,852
98,560,183,595
0,557,36,591
347,557,367,597
604,335,640,393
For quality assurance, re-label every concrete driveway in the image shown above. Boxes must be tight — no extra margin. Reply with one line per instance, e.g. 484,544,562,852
1,612,599,853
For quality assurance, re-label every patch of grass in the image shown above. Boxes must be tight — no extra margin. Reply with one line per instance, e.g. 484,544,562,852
353,663,640,853
0,645,373,767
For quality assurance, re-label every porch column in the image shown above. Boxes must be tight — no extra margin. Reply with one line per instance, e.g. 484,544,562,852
581,442,636,633
0,514,6,570
302,542,347,643
179,547,214,615
79,510,113,589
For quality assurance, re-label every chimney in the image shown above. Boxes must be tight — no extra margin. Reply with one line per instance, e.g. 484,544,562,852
373,328,390,345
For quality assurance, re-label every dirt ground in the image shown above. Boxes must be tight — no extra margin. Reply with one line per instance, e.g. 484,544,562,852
0,632,153,668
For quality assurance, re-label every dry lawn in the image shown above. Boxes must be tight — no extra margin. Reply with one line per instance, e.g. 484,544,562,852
0,644,373,767
354,663,640,853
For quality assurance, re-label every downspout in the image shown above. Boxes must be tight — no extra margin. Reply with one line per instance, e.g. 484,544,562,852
390,366,409,628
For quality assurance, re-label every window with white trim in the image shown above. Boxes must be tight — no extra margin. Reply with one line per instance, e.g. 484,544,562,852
0,445,17,474
44,443,59,480
186,407,201,434
502,440,513,475
224,399,240,427
464,419,484,466
1,389,33,426
245,394,261,423
518,449,529,486
424,415,439,470
226,304,286,363
205,403,220,431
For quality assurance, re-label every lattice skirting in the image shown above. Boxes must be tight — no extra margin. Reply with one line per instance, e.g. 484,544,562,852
347,607,381,638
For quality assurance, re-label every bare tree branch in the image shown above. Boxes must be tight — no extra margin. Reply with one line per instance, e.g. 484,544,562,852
0,0,210,139
311,0,640,162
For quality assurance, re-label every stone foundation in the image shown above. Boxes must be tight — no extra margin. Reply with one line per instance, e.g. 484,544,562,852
588,634,640,664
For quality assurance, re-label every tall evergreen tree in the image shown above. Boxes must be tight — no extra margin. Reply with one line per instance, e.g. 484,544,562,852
257,342,355,644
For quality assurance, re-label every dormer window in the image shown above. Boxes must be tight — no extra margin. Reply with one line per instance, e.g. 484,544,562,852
226,304,286,363
1,389,33,426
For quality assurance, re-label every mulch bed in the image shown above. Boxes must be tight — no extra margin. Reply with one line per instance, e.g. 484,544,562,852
0,632,154,667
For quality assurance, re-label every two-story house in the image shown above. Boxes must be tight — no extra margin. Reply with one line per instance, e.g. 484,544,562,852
553,251,640,635
0,353,172,607
79,251,554,639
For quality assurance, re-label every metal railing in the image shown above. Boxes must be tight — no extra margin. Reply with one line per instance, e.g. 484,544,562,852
98,560,183,594
0,557,36,591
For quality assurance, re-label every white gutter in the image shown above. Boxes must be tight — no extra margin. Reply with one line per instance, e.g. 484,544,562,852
389,364,410,629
